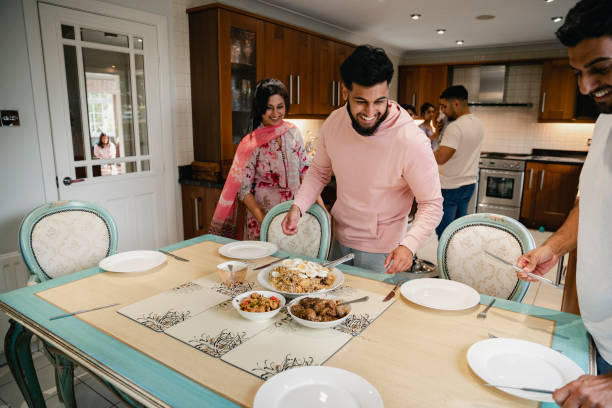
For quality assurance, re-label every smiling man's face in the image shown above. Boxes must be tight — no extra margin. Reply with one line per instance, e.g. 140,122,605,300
345,82,389,136
568,36,612,113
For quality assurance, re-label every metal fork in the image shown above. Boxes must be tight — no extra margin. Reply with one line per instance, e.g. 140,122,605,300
477,299,496,319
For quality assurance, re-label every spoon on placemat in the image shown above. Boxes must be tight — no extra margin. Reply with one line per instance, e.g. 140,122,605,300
336,296,369,307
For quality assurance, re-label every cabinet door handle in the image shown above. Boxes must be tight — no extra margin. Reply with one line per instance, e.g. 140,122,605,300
289,74,293,104
528,168,534,189
297,75,301,105
412,93,416,106
541,92,546,113
332,81,336,106
194,198,201,230
337,81,341,106
539,169,546,191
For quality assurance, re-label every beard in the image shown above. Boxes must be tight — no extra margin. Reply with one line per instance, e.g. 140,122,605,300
346,101,389,136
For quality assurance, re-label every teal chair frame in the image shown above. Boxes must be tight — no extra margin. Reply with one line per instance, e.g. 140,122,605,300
13,200,123,407
437,213,535,302
260,201,331,260
19,200,118,283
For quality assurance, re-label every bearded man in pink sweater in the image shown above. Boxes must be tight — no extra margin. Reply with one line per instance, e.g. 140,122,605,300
281,45,443,274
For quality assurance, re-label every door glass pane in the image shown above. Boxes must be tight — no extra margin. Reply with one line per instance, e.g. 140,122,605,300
134,36,143,50
63,45,86,161
61,25,75,40
230,27,256,145
82,48,135,161
80,28,129,48
141,160,150,171
92,161,137,177
135,55,149,155
75,166,87,178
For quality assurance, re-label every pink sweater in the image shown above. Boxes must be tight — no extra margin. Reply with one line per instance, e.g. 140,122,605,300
294,101,443,254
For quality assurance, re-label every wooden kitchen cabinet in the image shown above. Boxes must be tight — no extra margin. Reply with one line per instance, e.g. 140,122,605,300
398,65,449,113
520,161,581,230
311,38,354,114
538,58,598,123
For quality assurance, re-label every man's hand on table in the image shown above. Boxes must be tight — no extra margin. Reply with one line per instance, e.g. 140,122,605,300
281,205,301,235
516,244,559,282
554,373,612,408
384,245,414,274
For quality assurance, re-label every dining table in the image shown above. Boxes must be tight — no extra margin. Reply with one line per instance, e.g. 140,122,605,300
0,234,595,407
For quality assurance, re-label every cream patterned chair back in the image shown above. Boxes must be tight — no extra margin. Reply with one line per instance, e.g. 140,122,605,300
437,213,535,302
19,201,118,284
260,201,331,260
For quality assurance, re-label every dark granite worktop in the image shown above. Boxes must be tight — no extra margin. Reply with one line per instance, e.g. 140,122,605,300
481,149,587,165
178,165,224,188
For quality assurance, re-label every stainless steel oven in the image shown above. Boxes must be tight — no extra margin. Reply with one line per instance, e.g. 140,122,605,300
477,156,526,219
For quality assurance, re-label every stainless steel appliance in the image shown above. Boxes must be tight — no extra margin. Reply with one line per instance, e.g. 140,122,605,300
477,154,526,219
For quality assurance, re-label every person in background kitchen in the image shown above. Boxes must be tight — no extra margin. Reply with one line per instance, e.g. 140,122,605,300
515,1,612,406
281,45,443,274
400,103,417,119
209,78,325,239
433,85,483,238
93,132,117,176
418,102,443,150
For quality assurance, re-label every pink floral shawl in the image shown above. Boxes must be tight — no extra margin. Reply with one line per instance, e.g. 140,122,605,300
209,121,297,238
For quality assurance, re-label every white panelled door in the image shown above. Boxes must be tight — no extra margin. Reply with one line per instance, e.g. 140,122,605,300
39,3,169,251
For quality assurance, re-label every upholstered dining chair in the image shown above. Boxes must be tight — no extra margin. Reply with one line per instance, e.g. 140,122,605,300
436,213,535,302
260,201,331,260
17,200,118,407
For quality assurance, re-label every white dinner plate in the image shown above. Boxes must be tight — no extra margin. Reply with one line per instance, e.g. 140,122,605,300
218,241,278,260
399,278,480,310
99,250,167,273
257,266,344,298
253,366,383,408
467,338,584,402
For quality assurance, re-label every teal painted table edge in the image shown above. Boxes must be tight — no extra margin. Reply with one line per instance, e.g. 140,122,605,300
0,234,590,408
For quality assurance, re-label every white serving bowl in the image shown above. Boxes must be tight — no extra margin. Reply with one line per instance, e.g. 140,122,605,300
287,294,351,329
232,291,286,322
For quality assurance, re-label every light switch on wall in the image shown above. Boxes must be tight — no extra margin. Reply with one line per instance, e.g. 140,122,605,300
1,110,20,126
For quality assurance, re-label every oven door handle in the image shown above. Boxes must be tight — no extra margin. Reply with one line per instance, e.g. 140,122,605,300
480,169,522,178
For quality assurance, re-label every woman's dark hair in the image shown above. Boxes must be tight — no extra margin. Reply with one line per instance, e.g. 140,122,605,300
340,45,394,90
97,132,107,148
556,0,612,47
420,102,435,116
251,78,290,130
440,85,468,101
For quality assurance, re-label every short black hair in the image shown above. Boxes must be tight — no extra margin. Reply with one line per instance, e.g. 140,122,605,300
401,104,416,114
420,102,435,116
251,78,290,129
340,45,394,90
556,0,612,47
440,85,468,101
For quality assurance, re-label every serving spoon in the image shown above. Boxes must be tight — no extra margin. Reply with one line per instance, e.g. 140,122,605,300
336,296,369,306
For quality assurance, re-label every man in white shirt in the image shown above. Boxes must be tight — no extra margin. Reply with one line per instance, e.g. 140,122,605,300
516,0,612,406
433,85,483,237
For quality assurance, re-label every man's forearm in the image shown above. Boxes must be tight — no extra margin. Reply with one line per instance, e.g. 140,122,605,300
544,199,579,256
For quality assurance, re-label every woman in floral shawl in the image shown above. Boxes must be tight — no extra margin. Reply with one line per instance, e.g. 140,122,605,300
210,78,324,239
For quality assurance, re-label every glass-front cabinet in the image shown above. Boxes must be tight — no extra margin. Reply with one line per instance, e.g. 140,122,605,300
188,7,263,179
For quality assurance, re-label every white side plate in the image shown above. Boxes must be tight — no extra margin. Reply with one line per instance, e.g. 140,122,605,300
253,366,383,408
467,338,584,402
218,241,278,260
399,278,480,310
257,266,344,298
99,250,166,273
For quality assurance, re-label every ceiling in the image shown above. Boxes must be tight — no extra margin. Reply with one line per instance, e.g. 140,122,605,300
257,0,577,52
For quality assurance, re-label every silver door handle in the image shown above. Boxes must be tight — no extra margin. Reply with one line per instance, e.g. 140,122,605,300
62,176,85,186
337,81,341,105
539,169,546,191
332,81,336,106
297,75,300,104
541,92,546,113
412,93,416,106
289,74,293,104
528,168,534,189
194,198,201,230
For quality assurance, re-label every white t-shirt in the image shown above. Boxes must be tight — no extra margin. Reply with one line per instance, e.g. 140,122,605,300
577,113,612,364
438,113,483,189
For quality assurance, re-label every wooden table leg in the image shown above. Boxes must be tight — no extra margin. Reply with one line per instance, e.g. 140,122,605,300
4,320,46,408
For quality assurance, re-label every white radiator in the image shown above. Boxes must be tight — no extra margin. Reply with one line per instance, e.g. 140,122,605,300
0,251,29,365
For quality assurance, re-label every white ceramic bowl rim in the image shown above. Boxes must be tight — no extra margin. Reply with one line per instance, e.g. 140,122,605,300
218,260,249,271
232,290,286,314
287,294,351,328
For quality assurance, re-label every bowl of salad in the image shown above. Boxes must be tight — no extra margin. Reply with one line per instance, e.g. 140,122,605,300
232,291,286,322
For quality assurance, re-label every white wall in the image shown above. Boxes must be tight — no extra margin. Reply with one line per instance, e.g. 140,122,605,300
0,0,47,254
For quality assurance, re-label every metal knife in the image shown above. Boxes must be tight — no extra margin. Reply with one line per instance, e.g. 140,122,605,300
322,253,355,269
382,280,404,302
482,384,554,394
483,250,561,288
253,256,289,271
158,249,189,262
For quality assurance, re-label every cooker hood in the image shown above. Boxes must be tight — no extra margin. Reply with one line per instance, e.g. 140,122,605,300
453,65,532,107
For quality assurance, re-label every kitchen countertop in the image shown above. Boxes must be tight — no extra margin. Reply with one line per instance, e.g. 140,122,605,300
481,149,587,165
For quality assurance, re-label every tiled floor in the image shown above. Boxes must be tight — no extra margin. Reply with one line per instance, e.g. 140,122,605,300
0,229,564,407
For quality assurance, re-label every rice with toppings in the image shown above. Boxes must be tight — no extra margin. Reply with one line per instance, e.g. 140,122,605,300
269,258,336,293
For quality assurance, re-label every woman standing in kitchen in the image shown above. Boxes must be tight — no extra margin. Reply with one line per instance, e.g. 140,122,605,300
210,78,324,239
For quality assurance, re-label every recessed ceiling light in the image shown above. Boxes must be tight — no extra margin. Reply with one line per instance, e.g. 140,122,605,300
111,65,116,69
456,40,464,45
475,14,495,20
137,38,143,42
545,0,554,3
551,16,564,23
436,29,446,35
410,14,421,20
